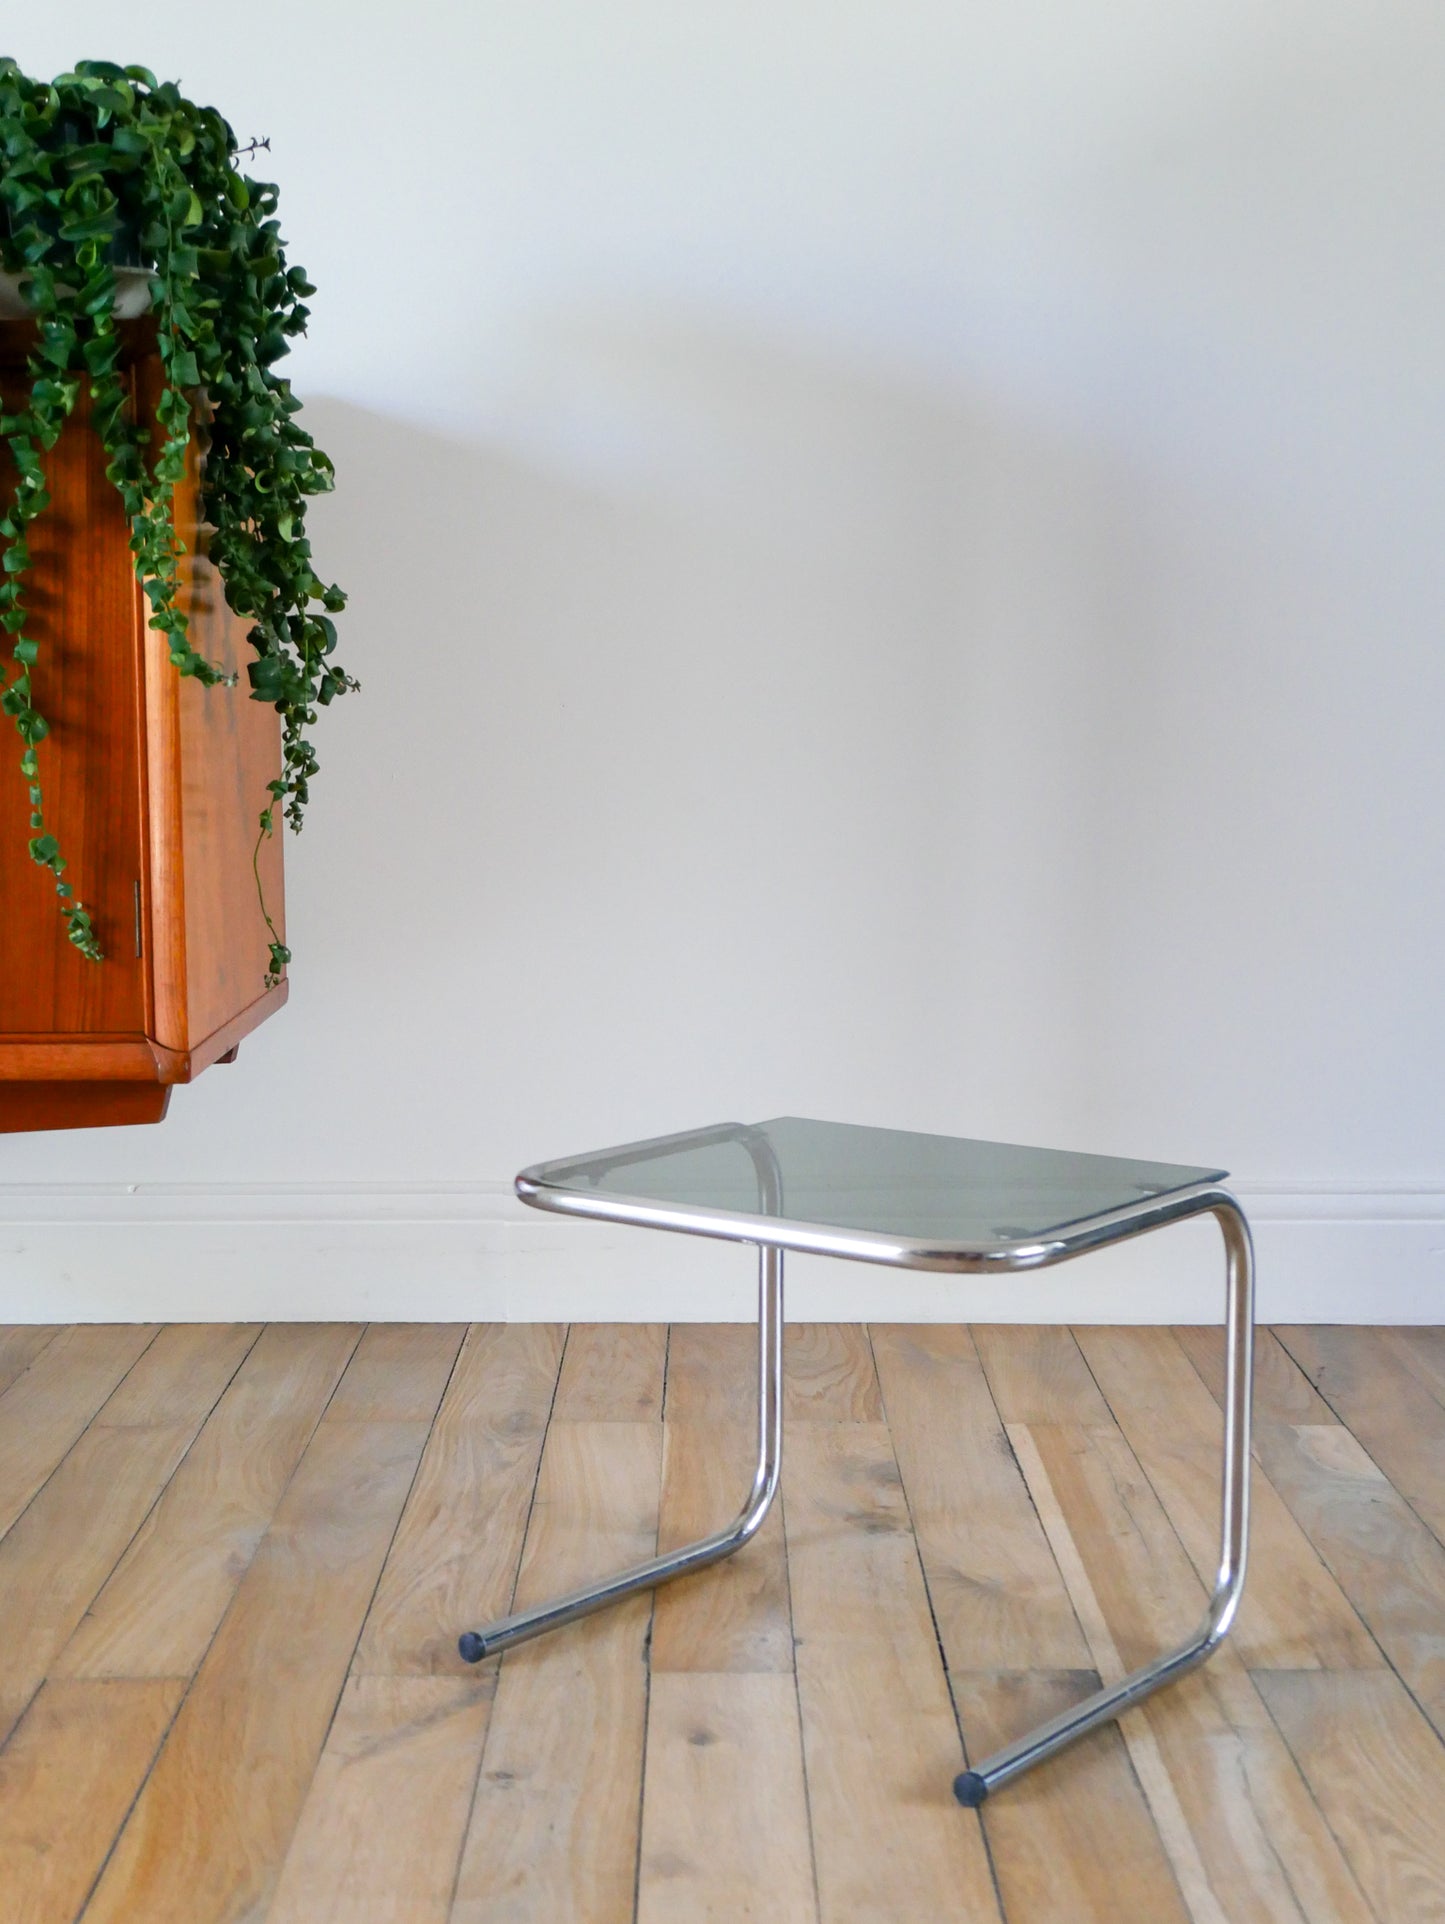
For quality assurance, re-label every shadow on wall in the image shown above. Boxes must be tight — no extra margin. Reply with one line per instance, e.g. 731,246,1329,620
285,314,1161,1176
5,298,1435,1187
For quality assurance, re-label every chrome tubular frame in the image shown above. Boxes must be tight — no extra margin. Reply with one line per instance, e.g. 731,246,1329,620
458,1241,784,1663
468,1130,1253,1810
954,1190,1255,1805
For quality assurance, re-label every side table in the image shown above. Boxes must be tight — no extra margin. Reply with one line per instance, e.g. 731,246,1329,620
459,1116,1253,1806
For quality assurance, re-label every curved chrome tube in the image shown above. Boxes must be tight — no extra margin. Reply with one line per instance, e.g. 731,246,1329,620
954,1191,1254,1805
459,1238,784,1664
465,1150,1253,1819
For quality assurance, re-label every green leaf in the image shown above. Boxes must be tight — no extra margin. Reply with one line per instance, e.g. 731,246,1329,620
57,207,119,244
0,59,350,988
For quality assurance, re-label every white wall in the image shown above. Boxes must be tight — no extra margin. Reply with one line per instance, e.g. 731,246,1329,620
3,4,1443,1321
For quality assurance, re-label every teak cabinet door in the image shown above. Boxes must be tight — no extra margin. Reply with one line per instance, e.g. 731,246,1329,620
0,325,287,1132
136,351,286,1060
0,363,150,1038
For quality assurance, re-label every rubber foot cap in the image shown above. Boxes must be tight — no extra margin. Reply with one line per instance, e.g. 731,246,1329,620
954,1770,989,1808
458,1631,487,1663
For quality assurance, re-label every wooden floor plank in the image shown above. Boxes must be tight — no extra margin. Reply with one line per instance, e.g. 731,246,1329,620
951,1668,1194,1924
267,1676,494,1924
0,1326,59,1401
1175,1324,1445,1726
652,1324,792,1673
650,1422,794,1675
972,1323,1115,1425
1016,1420,1375,1924
355,1323,565,1676
1280,1326,1445,1546
86,1323,258,1429
56,1323,361,1681
872,1323,1091,1669
785,1422,1002,1924
876,1327,1191,1922
1257,1668,1445,1924
1239,1422,1445,1738
785,1324,883,1423
0,1325,157,1540
1076,1326,1382,1670
662,1322,760,1428
0,1318,1436,1919
80,1413,434,1924
0,1324,258,1740
0,1679,183,1924
452,1420,661,1924
1176,1326,1339,1426
325,1323,466,1423
637,1672,818,1923
1379,1326,1445,1411
554,1323,667,1421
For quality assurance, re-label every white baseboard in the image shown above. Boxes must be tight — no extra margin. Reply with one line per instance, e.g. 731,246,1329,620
0,1181,1441,1324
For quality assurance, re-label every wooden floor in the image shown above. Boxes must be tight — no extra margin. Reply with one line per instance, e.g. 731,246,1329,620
0,1324,1443,1922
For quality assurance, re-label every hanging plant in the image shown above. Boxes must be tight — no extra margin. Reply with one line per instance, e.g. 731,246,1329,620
0,58,353,985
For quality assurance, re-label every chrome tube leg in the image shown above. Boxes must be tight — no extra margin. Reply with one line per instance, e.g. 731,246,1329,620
459,1244,784,1662
954,1194,1254,1806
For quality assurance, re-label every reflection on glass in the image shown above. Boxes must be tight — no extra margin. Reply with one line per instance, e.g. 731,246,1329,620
544,1116,1223,1246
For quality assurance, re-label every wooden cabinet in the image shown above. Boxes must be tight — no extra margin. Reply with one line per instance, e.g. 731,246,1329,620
0,322,286,1131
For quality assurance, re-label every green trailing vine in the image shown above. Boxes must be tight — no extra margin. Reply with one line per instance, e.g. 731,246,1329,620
0,58,353,984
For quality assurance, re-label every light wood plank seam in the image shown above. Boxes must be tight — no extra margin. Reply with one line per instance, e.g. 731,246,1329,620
1042,1331,1386,1923
1175,1329,1308,1462
1176,1333,1445,1748
0,1327,164,1561
0,1327,67,1407
64,1321,367,1907
1273,1330,1445,1560
632,1320,671,1924
861,1322,1008,1924
444,1322,572,1923
67,1687,196,1924
1148,1323,1383,1664
1250,1667,1433,1924
629,1386,665,1924
1069,1324,1381,1668
782,1331,827,1924
1248,1672,1398,1924
1380,1328,1445,1417
1006,1422,1230,1924
964,1326,1207,1921
274,1322,476,1905
59,1331,276,1918
9,1331,266,1919
0,1325,266,1756
969,1325,1102,1678
0,1325,62,1398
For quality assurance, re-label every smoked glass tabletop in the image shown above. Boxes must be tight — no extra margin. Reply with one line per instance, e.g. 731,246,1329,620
517,1116,1226,1267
